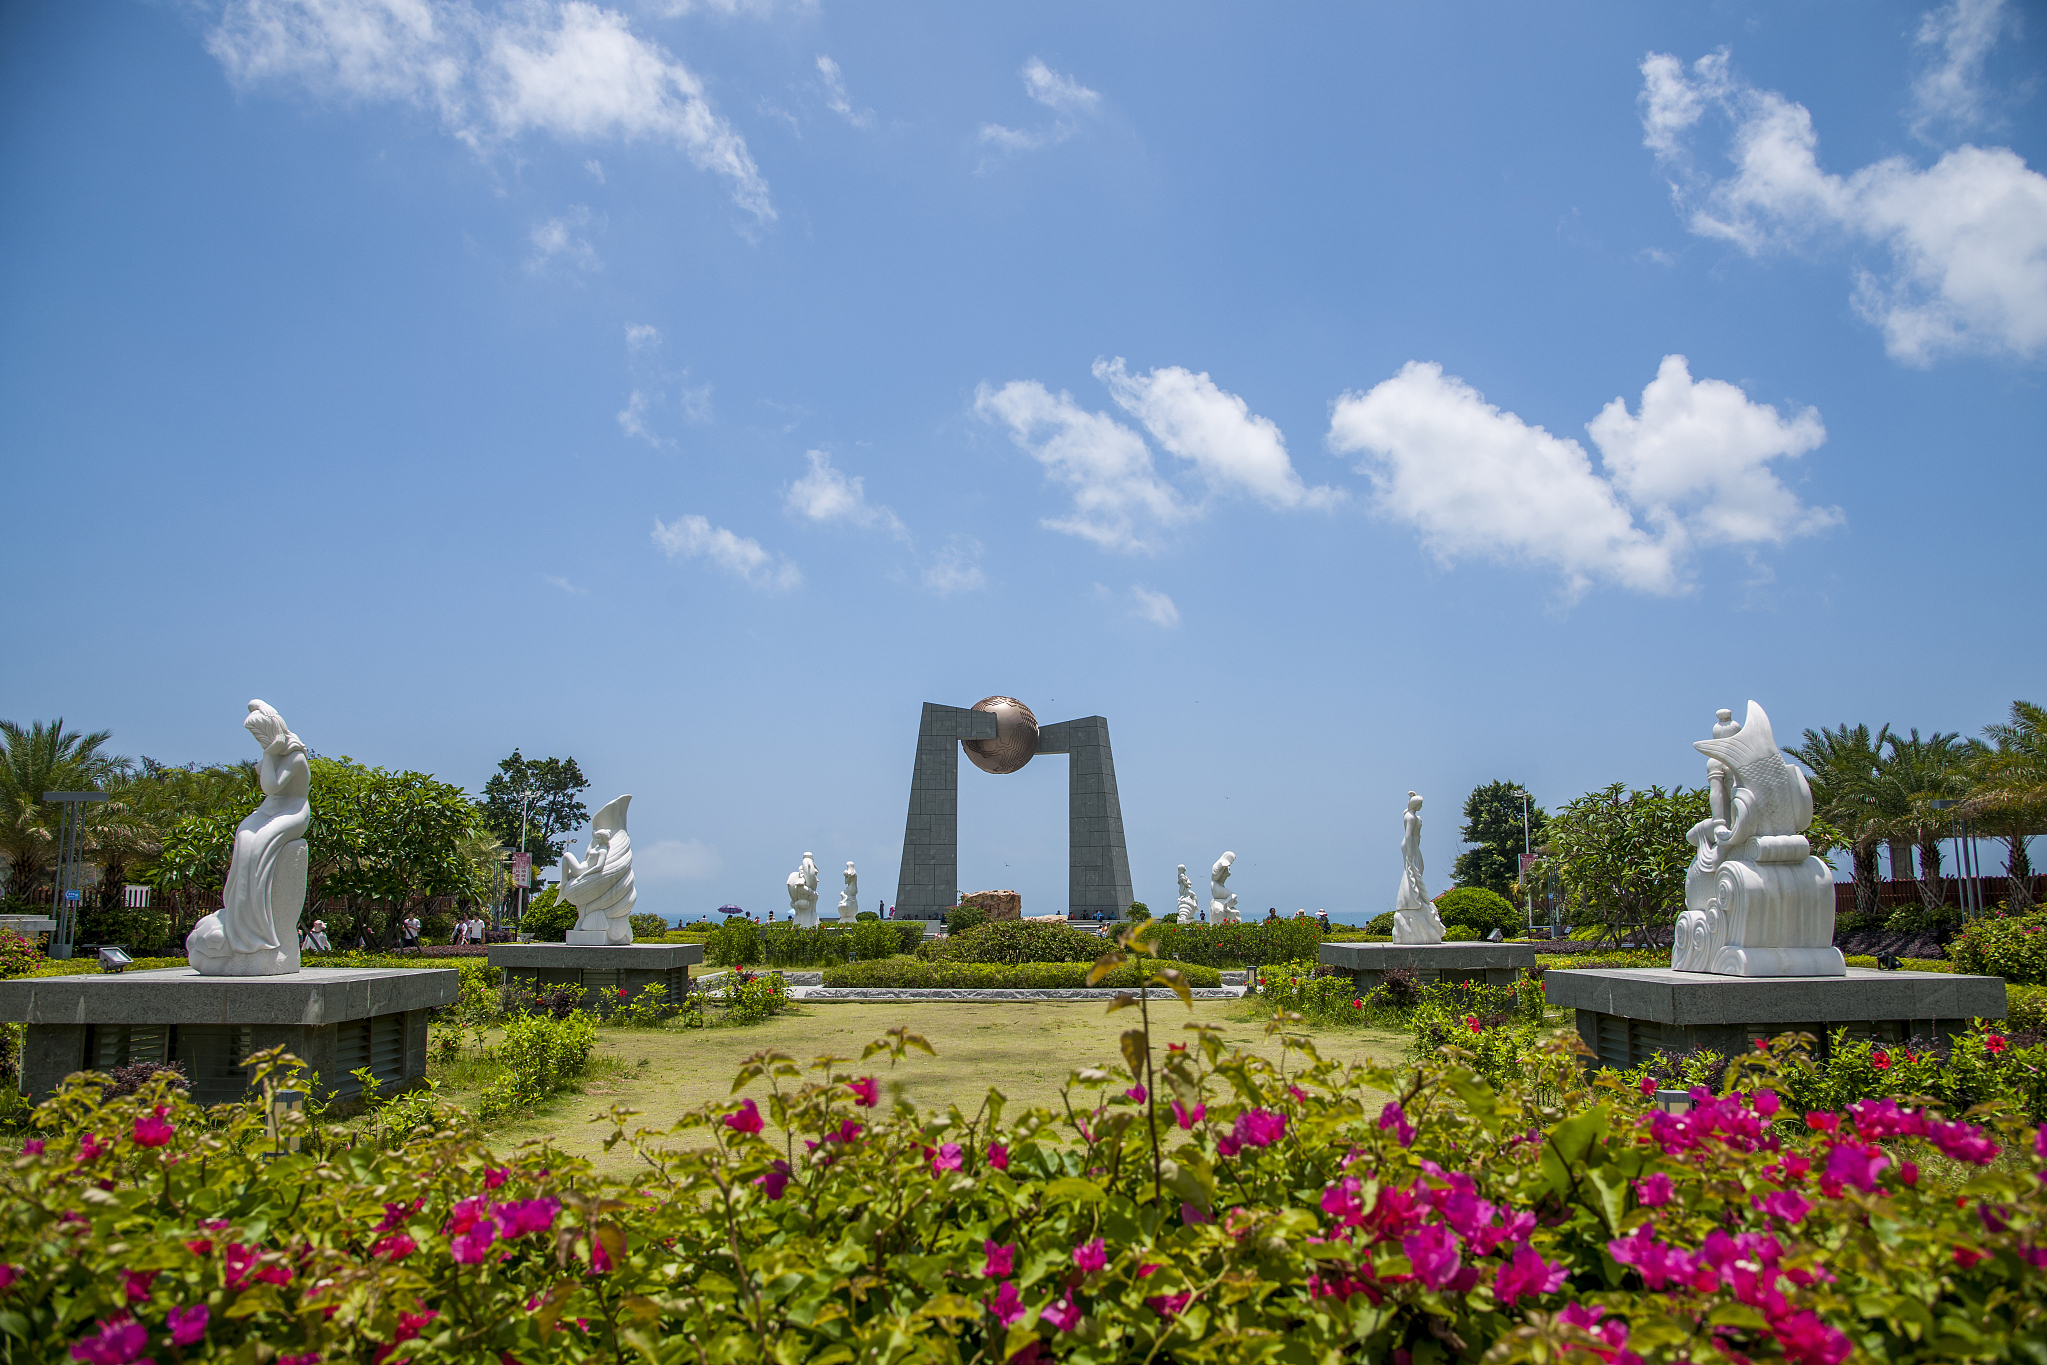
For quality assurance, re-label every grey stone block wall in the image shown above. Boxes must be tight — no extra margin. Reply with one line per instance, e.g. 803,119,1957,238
894,705,1134,922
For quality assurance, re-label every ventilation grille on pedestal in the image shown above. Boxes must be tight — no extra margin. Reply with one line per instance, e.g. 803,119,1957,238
335,1014,407,1095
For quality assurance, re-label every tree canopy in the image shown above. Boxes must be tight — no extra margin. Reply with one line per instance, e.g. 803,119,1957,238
1539,782,1707,947
1451,779,1548,896
480,750,590,869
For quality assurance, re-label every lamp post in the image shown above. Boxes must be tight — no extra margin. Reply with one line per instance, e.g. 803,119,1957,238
1507,788,1535,936
1930,799,1982,920
42,791,109,960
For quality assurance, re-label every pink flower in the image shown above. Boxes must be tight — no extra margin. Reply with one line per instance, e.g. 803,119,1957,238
1125,1085,1148,1103
1984,1034,2008,1055
1042,1290,1083,1333
1637,1076,1656,1096
1927,1119,2001,1165
132,1111,175,1149
755,1161,792,1201
1402,1225,1465,1291
724,1099,764,1135
1752,1089,1781,1118
1635,1172,1673,1207
76,1134,107,1164
1772,1309,1852,1365
1754,1190,1810,1224
1899,1161,1919,1186
484,1167,510,1190
372,1234,416,1261
0,1265,17,1291
848,1077,878,1108
982,1241,1016,1278
278,1354,320,1365
450,1220,499,1264
1954,1246,1986,1269
589,1237,613,1274
2035,1124,2047,1161
496,1197,561,1238
1073,1238,1107,1272
374,1202,417,1232
1170,1100,1205,1130
929,1143,963,1176
168,1303,209,1346
22,1140,44,1156
1321,1176,1365,1227
120,1271,157,1303
1179,1202,1213,1226
987,1280,1026,1327
987,1143,1009,1170
1493,1245,1567,1304
1871,1050,1890,1070
68,1317,147,1365
1377,1101,1416,1148
1824,1142,1888,1193
1145,1292,1192,1317
1231,1109,1286,1149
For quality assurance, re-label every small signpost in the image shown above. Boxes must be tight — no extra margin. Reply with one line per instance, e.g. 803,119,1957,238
42,791,109,960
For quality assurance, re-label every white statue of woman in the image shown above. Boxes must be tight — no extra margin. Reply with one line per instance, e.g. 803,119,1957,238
561,795,636,944
186,700,310,976
787,852,820,929
837,862,858,922
1392,791,1445,945
1209,852,1238,924
1176,865,1200,923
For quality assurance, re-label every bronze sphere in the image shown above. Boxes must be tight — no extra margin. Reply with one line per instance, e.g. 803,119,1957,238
963,696,1039,774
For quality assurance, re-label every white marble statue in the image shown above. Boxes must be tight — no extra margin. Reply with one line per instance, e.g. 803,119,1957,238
1392,792,1446,945
1673,702,1845,977
836,861,858,924
787,852,820,929
187,700,310,976
561,795,637,945
1209,852,1239,924
1176,864,1201,923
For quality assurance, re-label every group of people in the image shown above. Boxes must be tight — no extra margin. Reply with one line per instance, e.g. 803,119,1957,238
295,911,492,953
450,914,490,945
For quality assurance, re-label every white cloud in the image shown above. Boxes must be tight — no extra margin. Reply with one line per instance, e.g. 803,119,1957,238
1021,57,1098,115
542,573,588,594
1130,585,1179,628
625,321,661,350
527,205,600,270
651,514,800,589
979,57,1099,156
973,380,1189,553
1095,358,1343,510
816,54,871,128
617,323,710,444
923,538,986,595
1640,48,2047,365
1327,357,1839,598
583,156,604,181
208,0,773,221
633,837,722,883
784,450,907,538
1912,0,2017,135
1586,355,1838,546
650,0,815,16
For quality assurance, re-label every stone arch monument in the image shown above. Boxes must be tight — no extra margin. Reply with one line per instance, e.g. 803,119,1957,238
895,697,1133,922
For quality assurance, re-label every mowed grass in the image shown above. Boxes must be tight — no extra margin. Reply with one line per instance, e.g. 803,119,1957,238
434,1000,1407,1175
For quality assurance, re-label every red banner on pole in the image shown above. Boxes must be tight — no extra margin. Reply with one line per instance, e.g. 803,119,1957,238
511,852,531,889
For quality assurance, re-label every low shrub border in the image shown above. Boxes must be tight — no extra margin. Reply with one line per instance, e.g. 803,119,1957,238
821,958,1223,990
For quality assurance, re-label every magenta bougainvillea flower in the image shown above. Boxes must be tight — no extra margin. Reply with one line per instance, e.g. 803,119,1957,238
981,1241,1015,1278
723,1099,763,1135
1170,1100,1205,1130
755,1162,792,1201
1492,1245,1566,1304
1377,1102,1415,1148
131,1111,175,1148
986,1280,1025,1326
848,1077,879,1108
986,1142,1009,1170
1072,1238,1107,1272
1635,1172,1674,1207
67,1316,147,1365
168,1303,209,1347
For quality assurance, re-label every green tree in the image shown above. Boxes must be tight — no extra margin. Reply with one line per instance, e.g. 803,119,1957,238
0,719,123,905
1960,700,2047,909
1451,780,1547,896
1863,729,1975,911
479,751,589,870
1539,782,1708,948
1787,722,1890,917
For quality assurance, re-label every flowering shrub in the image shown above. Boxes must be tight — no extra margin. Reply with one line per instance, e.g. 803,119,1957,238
1253,959,1362,1023
823,959,1224,990
929,920,1115,964
7,965,2045,1365
1950,910,2047,985
0,928,40,979
1144,917,1324,967
719,968,790,1024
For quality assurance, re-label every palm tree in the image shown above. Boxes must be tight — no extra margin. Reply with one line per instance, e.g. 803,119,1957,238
0,719,123,903
1788,722,1890,916
1960,700,2047,910
1863,729,1975,912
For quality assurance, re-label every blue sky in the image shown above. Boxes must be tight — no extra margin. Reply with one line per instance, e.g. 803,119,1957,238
3,0,2042,922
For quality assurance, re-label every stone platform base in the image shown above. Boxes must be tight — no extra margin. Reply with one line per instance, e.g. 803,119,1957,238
1543,966,2007,1069
0,966,459,1105
489,942,703,1008
1319,941,1538,994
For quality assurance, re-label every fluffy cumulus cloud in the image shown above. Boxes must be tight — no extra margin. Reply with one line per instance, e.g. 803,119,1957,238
973,380,1188,552
980,57,1099,153
1911,0,2017,135
784,450,906,538
1095,358,1343,511
208,0,773,221
975,361,1338,552
1327,356,1837,599
1639,46,2047,365
651,514,799,589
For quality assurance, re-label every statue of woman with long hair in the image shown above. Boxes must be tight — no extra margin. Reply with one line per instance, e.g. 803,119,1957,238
1392,791,1445,945
187,700,311,976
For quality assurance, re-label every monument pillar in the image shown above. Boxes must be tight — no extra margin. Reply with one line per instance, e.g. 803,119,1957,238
1039,717,1135,922
894,703,999,922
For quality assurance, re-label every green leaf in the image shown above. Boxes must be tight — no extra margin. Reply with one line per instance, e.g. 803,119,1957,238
1043,1178,1107,1204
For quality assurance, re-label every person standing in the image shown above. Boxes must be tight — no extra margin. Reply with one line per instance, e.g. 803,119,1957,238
402,913,422,948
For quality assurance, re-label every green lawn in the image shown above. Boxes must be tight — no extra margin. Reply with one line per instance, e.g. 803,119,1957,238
428,999,1406,1174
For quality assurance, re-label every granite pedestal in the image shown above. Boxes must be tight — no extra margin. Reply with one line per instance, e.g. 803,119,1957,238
489,942,703,1009
1543,966,2008,1069
1319,941,1538,994
0,966,459,1106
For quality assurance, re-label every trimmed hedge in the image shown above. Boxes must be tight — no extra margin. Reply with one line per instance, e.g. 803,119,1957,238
1950,910,2047,985
820,957,1222,990
930,921,1109,964
1436,886,1521,936
1143,918,1323,967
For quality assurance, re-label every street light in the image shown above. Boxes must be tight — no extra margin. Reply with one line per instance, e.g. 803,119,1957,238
42,791,109,960
1930,799,1982,920
1506,788,1536,937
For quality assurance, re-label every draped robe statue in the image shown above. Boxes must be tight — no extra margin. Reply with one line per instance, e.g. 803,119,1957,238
1672,702,1844,977
787,852,820,929
1176,865,1200,923
837,862,859,923
1392,792,1446,945
561,795,637,945
1210,852,1239,924
187,700,310,976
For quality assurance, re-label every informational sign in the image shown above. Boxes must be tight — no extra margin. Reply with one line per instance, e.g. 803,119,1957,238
511,852,531,889
1519,853,1539,874
64,889,81,902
